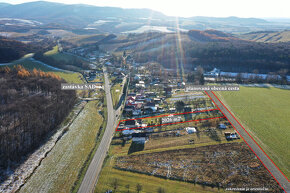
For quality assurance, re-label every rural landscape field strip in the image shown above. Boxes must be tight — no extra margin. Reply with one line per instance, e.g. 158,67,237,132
115,142,281,192
205,91,290,192
216,87,290,180
212,91,290,183
116,108,222,131
120,108,219,122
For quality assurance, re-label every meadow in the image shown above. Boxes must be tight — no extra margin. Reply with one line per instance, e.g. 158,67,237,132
95,147,230,193
217,86,290,178
20,100,104,193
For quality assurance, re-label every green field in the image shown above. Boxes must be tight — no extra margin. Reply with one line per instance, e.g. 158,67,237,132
7,57,83,83
111,83,122,109
20,100,104,193
217,86,290,178
44,46,82,63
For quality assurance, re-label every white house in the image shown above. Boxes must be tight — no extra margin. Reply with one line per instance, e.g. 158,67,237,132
185,127,197,134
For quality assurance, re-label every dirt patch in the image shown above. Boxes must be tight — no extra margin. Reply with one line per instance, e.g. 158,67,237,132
115,142,282,192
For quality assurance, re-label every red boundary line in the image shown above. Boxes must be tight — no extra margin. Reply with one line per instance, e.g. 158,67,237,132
210,91,290,183
117,116,225,131
120,108,219,122
116,109,219,131
205,91,288,192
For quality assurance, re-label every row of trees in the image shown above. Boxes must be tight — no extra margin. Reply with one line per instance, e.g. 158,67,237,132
0,66,76,171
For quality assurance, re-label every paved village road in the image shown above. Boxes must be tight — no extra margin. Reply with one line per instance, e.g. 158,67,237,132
206,91,290,193
78,68,118,193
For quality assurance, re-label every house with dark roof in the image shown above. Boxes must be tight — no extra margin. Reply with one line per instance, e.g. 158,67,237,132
132,133,148,144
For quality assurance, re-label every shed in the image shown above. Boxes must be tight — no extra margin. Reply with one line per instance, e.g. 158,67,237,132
185,127,197,134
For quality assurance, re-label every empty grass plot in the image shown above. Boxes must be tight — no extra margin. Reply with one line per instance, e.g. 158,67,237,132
217,86,290,178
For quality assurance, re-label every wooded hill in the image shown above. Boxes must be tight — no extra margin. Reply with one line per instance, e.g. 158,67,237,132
0,66,76,176
99,31,290,74
0,37,54,63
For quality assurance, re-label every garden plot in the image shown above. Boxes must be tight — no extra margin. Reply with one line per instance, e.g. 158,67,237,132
115,143,282,192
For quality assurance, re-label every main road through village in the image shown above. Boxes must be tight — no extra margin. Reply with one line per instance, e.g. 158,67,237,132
78,68,120,193
206,91,290,193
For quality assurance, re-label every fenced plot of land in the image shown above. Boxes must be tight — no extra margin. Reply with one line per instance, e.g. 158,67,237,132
115,142,282,192
117,109,223,131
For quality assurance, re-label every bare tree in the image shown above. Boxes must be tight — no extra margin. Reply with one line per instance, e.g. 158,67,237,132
111,178,119,192
136,183,142,193
125,184,130,193
157,187,166,193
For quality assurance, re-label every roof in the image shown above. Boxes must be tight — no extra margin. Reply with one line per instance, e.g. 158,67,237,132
122,130,135,135
132,133,147,138
186,127,196,133
145,102,156,107
218,124,227,129
125,120,136,126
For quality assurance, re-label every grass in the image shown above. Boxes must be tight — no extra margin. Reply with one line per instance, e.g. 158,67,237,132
20,100,104,193
71,98,108,193
44,45,86,64
44,45,59,56
95,147,230,193
111,83,122,109
112,139,241,157
217,86,290,178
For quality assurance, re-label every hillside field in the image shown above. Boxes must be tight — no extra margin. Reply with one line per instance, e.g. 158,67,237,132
217,86,290,178
7,57,83,83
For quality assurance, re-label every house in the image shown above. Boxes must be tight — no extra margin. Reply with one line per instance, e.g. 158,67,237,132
124,120,139,129
145,128,154,132
145,97,152,103
184,106,192,112
136,83,145,88
218,124,227,129
144,108,154,114
125,120,136,127
127,96,136,101
135,103,143,110
185,127,197,134
134,75,141,81
204,68,221,77
224,132,239,140
132,133,148,144
164,87,172,95
128,93,136,97
144,102,156,108
145,92,157,97
153,98,161,104
144,102,157,112
135,95,145,102
169,107,176,113
124,105,135,112
122,129,135,136
133,109,142,116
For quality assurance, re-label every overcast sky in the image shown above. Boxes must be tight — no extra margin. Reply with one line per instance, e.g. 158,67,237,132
1,0,290,18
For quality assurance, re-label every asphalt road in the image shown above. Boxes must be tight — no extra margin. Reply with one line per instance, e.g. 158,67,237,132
206,91,290,193
78,68,119,193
